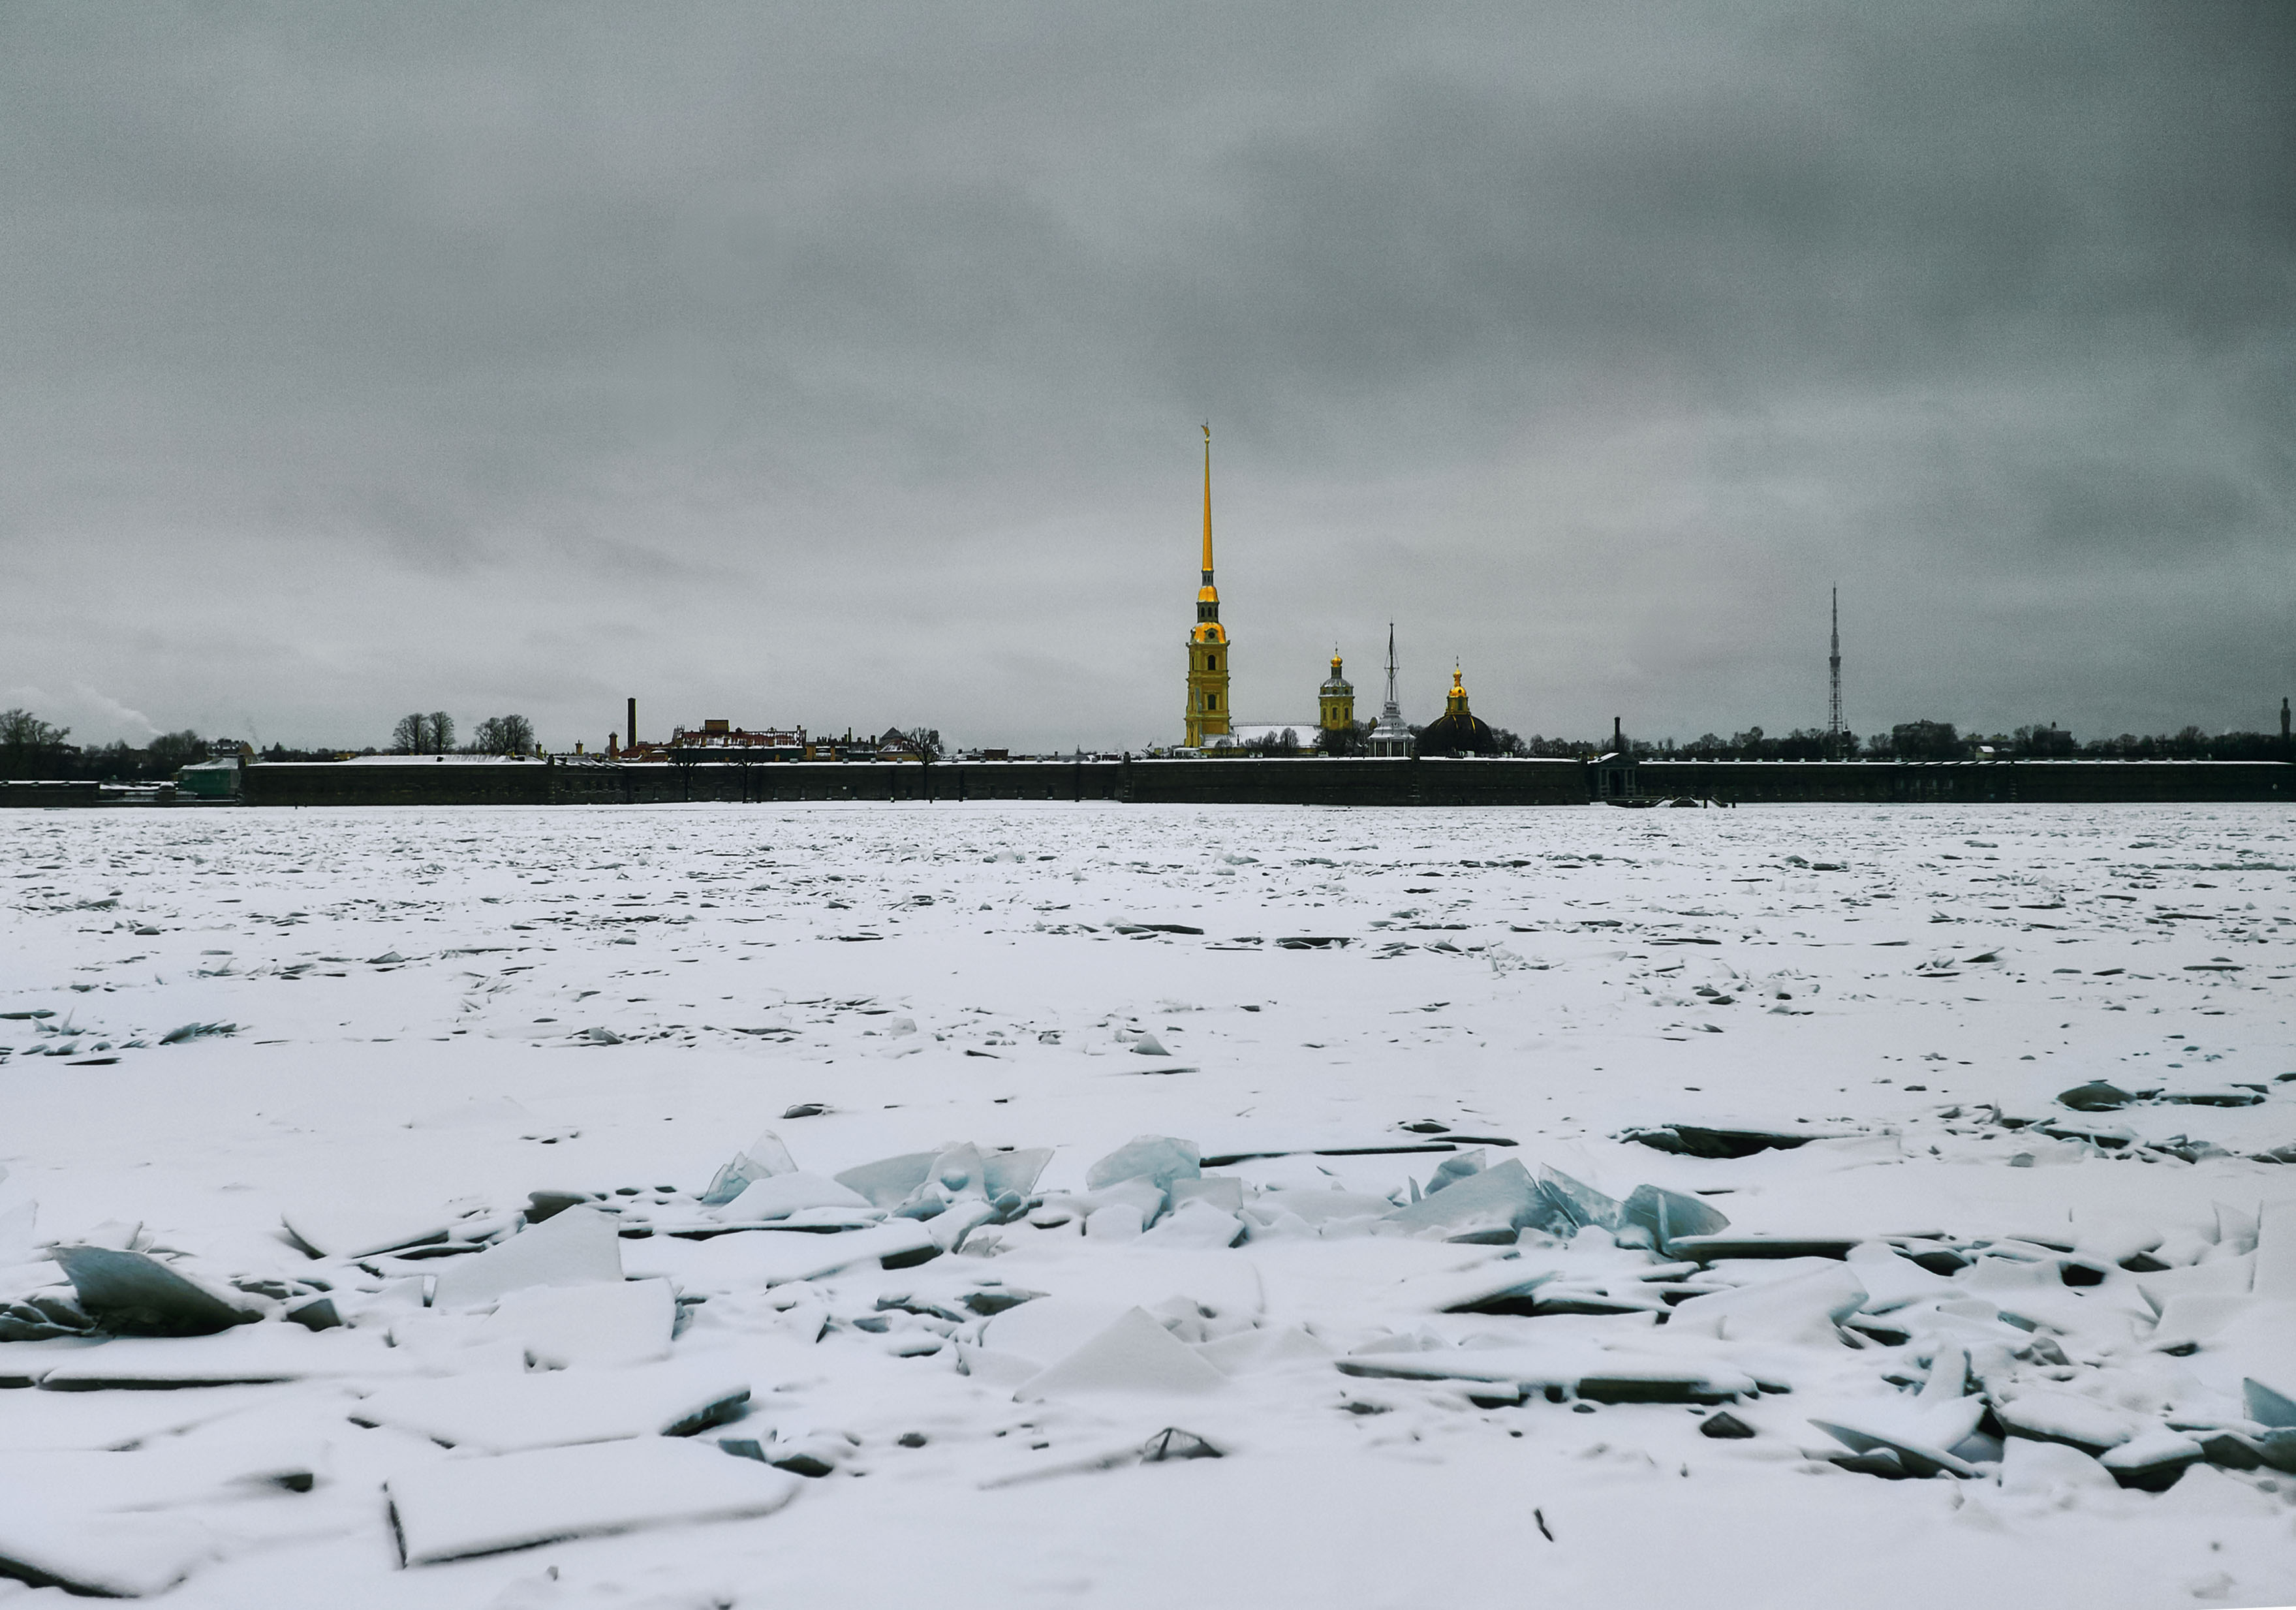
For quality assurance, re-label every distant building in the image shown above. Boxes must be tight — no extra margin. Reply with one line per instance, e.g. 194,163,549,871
1369,625,1413,757
1171,441,1525,756
176,756,243,799
1209,651,1349,752
798,728,899,762
623,719,805,762
1184,426,1233,747
1320,653,1354,740
685,719,803,754
1414,666,1500,756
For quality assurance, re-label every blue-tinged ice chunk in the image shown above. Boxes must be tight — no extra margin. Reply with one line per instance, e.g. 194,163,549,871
1087,1136,1202,1193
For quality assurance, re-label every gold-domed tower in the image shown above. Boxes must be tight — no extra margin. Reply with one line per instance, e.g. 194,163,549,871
1416,661,1500,756
1319,650,1354,738
1185,424,1232,747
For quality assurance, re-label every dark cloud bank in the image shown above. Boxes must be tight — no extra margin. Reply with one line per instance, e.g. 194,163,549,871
3,2,2289,751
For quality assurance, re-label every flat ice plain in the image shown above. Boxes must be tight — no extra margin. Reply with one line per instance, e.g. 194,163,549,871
2,801,2293,1609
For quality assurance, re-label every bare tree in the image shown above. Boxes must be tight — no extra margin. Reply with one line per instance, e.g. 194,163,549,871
471,715,536,755
427,712,456,754
878,726,941,761
0,708,70,778
146,730,208,769
391,713,427,754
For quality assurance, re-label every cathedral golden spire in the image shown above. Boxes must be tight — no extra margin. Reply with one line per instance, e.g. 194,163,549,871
1185,423,1231,746
1199,423,1217,600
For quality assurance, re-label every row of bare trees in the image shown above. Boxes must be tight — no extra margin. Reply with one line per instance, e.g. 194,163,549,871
390,713,536,756
390,712,454,754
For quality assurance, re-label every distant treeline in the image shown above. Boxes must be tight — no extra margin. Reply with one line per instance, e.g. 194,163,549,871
1611,720,2292,764
0,705,2287,782
1164,717,2292,764
0,706,538,781
387,711,535,756
1,711,214,781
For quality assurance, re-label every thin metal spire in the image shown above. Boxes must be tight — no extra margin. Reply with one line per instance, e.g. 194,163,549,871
1827,585,1844,756
1200,423,1213,584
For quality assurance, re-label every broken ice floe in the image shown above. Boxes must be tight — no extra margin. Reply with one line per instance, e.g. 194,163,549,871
353,1363,749,1453
8,1121,2296,1598
1014,1306,1230,1399
698,1128,798,1205
386,1437,799,1564
0,1488,217,1596
431,1203,624,1309
282,1205,453,1261
711,1171,873,1224
978,1425,1224,1488
50,1245,270,1337
482,1277,675,1368
1622,1122,1869,1157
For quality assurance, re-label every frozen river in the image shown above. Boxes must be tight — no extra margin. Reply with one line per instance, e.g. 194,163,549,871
2,802,2291,1609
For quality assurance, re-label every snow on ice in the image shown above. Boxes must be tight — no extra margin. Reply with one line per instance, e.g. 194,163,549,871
1,801,2293,1608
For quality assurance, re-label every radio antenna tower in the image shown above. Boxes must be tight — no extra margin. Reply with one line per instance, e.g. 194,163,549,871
1827,585,1844,758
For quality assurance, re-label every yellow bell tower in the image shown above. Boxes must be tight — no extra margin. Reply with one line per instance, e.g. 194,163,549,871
1185,424,1232,747
1319,650,1354,736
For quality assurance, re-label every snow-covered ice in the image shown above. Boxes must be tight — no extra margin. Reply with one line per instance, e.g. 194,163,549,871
2,801,2293,1608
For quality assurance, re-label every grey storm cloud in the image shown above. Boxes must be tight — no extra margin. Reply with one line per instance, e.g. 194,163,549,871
1,1,2289,751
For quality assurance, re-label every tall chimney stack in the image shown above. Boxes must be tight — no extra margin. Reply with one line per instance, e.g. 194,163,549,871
627,697,638,754
1612,716,1623,752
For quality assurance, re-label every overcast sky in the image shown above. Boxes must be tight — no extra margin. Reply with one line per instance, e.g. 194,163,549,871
4,3,2289,752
